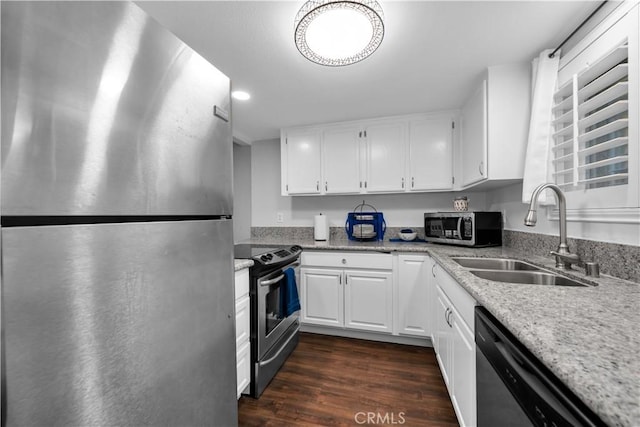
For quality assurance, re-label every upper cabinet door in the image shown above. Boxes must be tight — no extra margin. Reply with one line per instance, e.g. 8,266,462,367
365,121,407,192
282,129,322,195
323,126,362,194
409,116,454,191
460,80,488,187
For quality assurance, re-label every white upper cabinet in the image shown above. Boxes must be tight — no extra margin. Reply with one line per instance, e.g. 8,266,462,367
408,115,454,191
281,128,322,194
458,63,531,189
281,112,456,196
364,120,407,192
322,126,363,194
460,81,488,187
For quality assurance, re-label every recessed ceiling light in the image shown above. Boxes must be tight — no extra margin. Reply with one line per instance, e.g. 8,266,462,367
232,91,251,101
294,0,384,67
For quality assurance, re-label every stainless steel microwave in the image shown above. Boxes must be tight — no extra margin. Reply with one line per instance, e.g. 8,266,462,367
424,212,502,247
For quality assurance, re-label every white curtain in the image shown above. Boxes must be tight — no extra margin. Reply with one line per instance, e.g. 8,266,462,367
522,49,560,205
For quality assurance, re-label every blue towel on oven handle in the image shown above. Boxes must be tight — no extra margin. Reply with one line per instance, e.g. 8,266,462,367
282,268,300,317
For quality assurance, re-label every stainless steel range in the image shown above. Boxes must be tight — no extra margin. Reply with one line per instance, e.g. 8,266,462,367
234,244,303,398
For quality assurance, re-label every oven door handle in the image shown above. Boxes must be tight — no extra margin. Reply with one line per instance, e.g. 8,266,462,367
259,324,301,367
456,217,463,239
259,274,285,287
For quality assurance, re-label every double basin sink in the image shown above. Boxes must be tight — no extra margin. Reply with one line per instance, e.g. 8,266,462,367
452,257,593,287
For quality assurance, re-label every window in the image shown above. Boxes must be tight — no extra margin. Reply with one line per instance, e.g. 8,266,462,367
551,3,638,221
553,40,629,191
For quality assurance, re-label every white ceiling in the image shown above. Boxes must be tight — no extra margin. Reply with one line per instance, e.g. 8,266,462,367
136,1,596,143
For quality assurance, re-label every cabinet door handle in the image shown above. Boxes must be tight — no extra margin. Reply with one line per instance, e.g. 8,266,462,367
431,264,436,277
339,275,342,285
316,181,319,191
345,275,348,285
359,131,362,138
325,182,328,191
411,177,415,188
342,258,347,265
479,161,484,175
364,181,368,189
401,177,405,189
444,308,450,326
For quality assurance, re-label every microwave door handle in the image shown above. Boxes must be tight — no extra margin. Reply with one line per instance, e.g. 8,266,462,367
456,217,463,239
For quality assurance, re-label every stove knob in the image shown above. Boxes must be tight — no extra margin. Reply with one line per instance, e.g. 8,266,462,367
266,254,274,260
291,245,302,252
260,255,269,262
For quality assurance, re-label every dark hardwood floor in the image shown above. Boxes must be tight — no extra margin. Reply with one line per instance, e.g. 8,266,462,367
238,333,458,426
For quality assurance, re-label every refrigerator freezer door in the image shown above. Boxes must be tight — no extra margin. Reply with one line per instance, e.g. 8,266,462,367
1,220,237,426
1,2,232,216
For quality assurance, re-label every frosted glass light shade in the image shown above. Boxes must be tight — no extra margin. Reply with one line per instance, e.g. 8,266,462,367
294,0,384,66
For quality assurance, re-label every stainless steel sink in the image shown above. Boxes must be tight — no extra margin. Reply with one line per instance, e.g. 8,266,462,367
469,270,590,287
452,257,542,271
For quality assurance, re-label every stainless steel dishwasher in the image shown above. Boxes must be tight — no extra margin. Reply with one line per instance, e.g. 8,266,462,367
475,307,605,427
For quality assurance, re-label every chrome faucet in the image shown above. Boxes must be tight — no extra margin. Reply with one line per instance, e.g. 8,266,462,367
524,183,582,270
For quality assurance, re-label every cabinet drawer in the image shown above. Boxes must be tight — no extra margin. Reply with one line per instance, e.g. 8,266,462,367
235,268,249,300
434,263,476,331
302,251,392,269
235,296,250,347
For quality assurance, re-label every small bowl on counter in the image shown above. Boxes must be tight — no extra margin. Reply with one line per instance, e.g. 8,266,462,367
398,229,417,241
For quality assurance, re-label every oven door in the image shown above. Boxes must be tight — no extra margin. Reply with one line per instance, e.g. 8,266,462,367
256,263,299,359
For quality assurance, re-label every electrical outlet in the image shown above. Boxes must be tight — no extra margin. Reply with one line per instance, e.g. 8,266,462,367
276,212,284,223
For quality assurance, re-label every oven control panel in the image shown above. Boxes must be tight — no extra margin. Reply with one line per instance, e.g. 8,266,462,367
254,245,302,266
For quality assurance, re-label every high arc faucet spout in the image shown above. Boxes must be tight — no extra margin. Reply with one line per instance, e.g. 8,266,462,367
524,183,574,269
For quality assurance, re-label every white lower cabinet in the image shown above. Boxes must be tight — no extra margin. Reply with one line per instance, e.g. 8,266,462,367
300,251,393,334
344,270,393,333
300,268,344,327
434,287,452,385
234,268,251,399
451,309,475,427
301,251,435,338
300,267,393,333
396,254,430,337
432,262,476,427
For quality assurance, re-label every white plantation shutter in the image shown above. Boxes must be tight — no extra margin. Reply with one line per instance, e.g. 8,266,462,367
552,40,629,191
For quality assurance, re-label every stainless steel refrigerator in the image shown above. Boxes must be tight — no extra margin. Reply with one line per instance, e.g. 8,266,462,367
1,2,237,425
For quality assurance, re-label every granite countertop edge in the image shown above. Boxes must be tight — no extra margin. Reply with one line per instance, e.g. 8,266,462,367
234,259,254,271
237,237,639,427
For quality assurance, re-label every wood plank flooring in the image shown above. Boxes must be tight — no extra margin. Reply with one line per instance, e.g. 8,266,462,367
238,333,458,426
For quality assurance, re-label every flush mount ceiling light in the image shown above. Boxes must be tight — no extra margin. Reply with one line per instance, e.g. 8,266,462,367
294,0,384,67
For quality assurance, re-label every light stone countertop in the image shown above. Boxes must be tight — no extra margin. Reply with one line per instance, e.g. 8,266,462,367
238,237,640,427
234,259,253,271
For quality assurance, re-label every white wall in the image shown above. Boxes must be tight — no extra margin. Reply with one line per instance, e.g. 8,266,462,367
233,143,252,242
248,139,639,245
486,183,640,246
251,139,488,228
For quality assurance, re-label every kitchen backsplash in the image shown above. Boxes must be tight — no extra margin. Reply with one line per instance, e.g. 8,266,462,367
503,230,639,283
250,227,639,282
250,226,426,242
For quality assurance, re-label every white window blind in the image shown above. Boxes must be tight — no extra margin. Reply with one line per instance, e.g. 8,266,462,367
551,40,629,191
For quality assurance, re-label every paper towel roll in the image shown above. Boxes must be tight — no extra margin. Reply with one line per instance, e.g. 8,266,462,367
314,214,328,241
